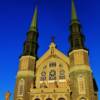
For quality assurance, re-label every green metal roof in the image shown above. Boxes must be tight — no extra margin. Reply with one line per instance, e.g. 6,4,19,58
29,6,38,32
72,0,78,21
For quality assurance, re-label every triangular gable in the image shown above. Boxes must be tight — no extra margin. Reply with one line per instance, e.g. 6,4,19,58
36,42,69,70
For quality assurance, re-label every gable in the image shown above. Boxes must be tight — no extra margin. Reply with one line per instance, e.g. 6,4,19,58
36,42,69,71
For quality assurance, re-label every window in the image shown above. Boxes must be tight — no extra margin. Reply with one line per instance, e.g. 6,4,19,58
17,79,25,96
49,62,56,67
78,75,86,94
40,71,46,81
49,70,56,80
59,70,65,79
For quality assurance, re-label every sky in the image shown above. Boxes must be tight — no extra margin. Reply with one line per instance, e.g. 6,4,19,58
0,0,100,99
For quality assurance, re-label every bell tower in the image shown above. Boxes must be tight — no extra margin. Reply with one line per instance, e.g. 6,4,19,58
69,0,98,100
14,7,38,100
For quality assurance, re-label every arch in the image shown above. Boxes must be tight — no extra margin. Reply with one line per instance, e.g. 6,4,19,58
80,97,86,100
46,98,52,100
35,98,40,100
58,98,65,100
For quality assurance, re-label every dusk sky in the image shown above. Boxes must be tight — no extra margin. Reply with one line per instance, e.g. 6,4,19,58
0,0,100,99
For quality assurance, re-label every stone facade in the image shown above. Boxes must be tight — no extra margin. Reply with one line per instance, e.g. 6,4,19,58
13,42,98,100
6,0,98,100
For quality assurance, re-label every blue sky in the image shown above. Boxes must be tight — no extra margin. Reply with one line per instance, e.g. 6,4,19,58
0,0,100,99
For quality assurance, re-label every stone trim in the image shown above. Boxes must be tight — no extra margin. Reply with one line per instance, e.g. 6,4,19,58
17,71,34,77
20,56,36,61
69,49,88,56
70,65,92,73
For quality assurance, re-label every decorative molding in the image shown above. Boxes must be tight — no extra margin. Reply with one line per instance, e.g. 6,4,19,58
69,49,88,56
59,79,66,82
17,71,34,77
20,56,36,61
70,65,92,73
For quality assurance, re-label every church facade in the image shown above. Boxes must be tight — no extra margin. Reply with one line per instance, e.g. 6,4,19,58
6,0,98,100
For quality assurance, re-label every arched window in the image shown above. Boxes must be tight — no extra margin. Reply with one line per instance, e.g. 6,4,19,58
49,70,56,80
17,79,25,96
58,98,65,100
40,71,46,81
59,70,65,79
46,98,52,100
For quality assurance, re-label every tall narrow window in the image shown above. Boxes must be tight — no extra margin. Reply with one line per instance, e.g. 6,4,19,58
78,75,86,94
49,70,56,80
40,71,46,81
17,79,25,96
59,70,65,79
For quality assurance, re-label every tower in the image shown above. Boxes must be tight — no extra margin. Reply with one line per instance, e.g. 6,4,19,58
69,0,98,100
14,7,38,100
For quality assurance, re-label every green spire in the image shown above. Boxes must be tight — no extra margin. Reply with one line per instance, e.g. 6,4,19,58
72,0,78,21
30,6,38,32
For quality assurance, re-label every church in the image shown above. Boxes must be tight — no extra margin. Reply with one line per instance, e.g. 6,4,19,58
5,0,98,100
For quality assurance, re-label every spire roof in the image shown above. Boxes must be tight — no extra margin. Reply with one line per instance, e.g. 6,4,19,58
29,6,38,32
71,0,80,24
72,0,77,20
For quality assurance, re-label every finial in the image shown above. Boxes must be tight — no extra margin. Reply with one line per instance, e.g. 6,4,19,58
29,6,38,32
51,36,55,43
49,36,56,49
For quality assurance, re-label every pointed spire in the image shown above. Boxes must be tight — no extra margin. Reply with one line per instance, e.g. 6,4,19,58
71,0,79,24
30,6,38,32
72,0,77,20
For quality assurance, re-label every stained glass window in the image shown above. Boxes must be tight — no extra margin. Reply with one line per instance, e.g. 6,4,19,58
40,71,46,81
49,70,56,80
